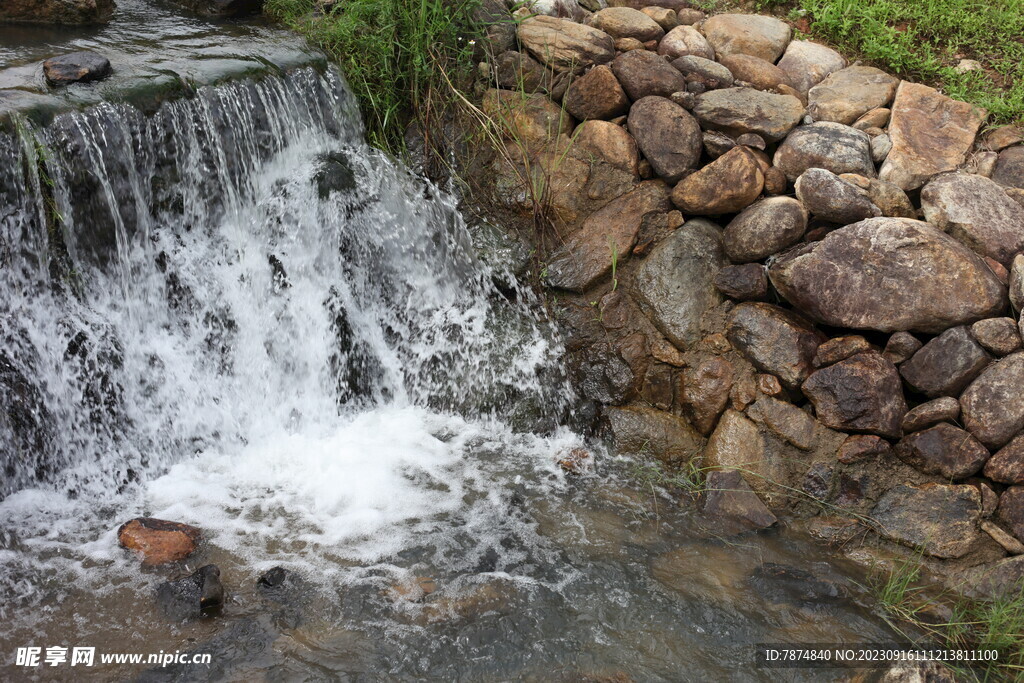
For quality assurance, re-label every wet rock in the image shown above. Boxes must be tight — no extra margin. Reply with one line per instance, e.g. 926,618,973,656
1,0,114,24
483,89,574,152
768,217,1007,334
895,423,989,479
574,120,640,174
546,182,670,292
671,146,763,215
984,433,1024,484
631,219,724,349
118,518,201,566
518,15,616,73
703,409,788,503
920,173,1024,266
43,51,112,86
776,40,846,95
627,96,702,183
670,55,733,90
722,197,806,263
883,331,922,365
605,403,703,465
747,395,816,450
774,122,874,182
837,434,891,464
314,150,356,199
813,335,872,367
557,447,593,475
719,54,790,92
960,352,1024,449
611,49,687,100
748,562,848,603
701,13,790,63
872,483,981,558
806,66,900,125
681,356,734,435
794,168,880,224
901,397,960,434
563,65,630,121
880,82,987,191
992,146,1024,190
802,351,906,438
490,51,549,93
156,565,224,621
657,24,715,61
899,326,991,398
590,7,665,42
726,302,824,390
578,342,635,404
701,469,777,530
997,486,1024,542
692,87,805,142
713,263,768,301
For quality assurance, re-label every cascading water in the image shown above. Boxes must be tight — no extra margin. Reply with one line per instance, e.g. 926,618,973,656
1,65,900,681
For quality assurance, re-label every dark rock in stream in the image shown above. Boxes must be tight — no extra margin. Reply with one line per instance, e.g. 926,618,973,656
135,617,277,682
313,150,357,199
156,564,224,621
173,0,264,17
43,52,112,86
747,562,849,603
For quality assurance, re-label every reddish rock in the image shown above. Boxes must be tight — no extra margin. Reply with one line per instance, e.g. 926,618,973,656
627,96,702,183
611,49,686,101
713,263,768,301
563,65,630,121
757,373,783,397
681,357,735,435
837,434,891,464
899,326,991,398
671,146,764,215
901,396,960,434
996,486,1024,542
984,433,1024,485
883,331,922,365
813,335,873,368
726,302,824,390
960,352,1024,449
894,423,990,479
118,518,202,566
557,447,593,474
871,483,981,558
971,317,1022,357
802,351,907,439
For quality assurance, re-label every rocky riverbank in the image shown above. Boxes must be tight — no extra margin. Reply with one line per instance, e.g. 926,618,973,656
469,0,1024,597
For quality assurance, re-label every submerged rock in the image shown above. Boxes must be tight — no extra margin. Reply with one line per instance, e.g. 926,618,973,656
701,469,777,531
156,565,224,621
118,517,201,566
43,51,112,86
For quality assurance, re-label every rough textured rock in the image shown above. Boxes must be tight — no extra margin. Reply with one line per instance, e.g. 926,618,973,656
972,318,1022,357
774,122,874,182
563,65,630,121
670,55,733,90
984,433,1024,485
883,332,922,365
605,403,703,465
671,146,763,215
895,423,990,479
920,173,1024,266
640,6,677,30
657,24,715,61
901,397,960,434
803,351,906,438
611,49,687,100
984,126,1024,152
794,168,880,224
807,66,900,125
768,218,1008,334
702,130,736,158
692,88,804,143
118,518,202,566
483,89,574,151
546,182,670,292
681,356,734,435
726,302,824,390
747,395,817,450
43,51,112,85
703,410,776,491
0,0,114,24
960,352,1024,449
996,486,1024,542
701,469,777,530
701,13,791,63
719,54,790,92
631,219,724,349
491,51,550,93
518,16,616,73
813,335,872,367
871,483,981,558
573,119,640,174
992,146,1024,190
713,263,767,301
879,82,987,191
899,326,991,398
776,40,846,95
590,7,664,42
722,197,807,263
156,565,224,621
837,434,891,464
839,174,915,218
627,96,702,183
1012,254,1024,314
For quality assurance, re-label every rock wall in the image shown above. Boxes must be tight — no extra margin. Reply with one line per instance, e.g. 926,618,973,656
473,0,1024,588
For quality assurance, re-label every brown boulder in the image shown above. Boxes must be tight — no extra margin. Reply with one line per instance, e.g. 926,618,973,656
794,168,880,224
605,403,703,466
692,87,805,142
901,396,960,434
899,326,991,398
0,0,113,24
490,51,550,93
813,335,873,367
657,24,715,61
806,66,899,125
670,55,734,90
984,433,1024,485
611,49,687,101
590,7,665,42
971,317,1022,357
996,486,1024,542
573,120,640,174
837,434,891,464
627,96,702,183
776,40,846,95
746,395,817,450
681,356,735,435
960,352,1024,449
1012,254,1024,314
871,483,981,558
722,196,806,263
713,263,768,301
518,15,616,73
883,331,922,365
701,13,791,63
802,351,906,438
726,302,824,390
563,65,630,121
719,54,790,92
992,146,1024,190
483,89,574,152
671,146,763,215
118,518,202,566
894,423,990,479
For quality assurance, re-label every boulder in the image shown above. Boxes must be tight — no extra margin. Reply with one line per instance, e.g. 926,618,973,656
895,423,990,479
43,51,112,85
718,54,790,92
871,483,981,559
901,397,960,434
997,486,1024,543
701,469,777,530
518,16,616,73
722,196,807,263
813,335,873,367
612,49,687,101
0,0,113,24
670,55,733,90
631,219,725,349
898,326,991,398
880,82,987,191
671,146,763,215
700,13,791,63
776,40,846,95
972,318,1022,357
573,120,640,174
713,263,768,301
960,352,1024,449
681,356,734,435
692,87,805,142
984,434,1024,485
992,146,1024,190
118,518,201,566
640,6,677,31
839,174,916,218
590,7,665,42
657,24,715,61
726,302,824,390
774,122,874,182
491,51,550,93
563,65,630,121
546,182,670,292
768,217,1008,334
156,565,224,621
794,168,880,224
883,331,922,365
920,173,1024,267
802,351,906,438
806,66,900,125
605,403,703,465
747,395,817,450
983,126,1024,152
483,89,574,152
627,96,702,183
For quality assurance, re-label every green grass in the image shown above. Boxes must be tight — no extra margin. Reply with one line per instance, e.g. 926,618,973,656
265,0,482,154
746,0,1024,124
